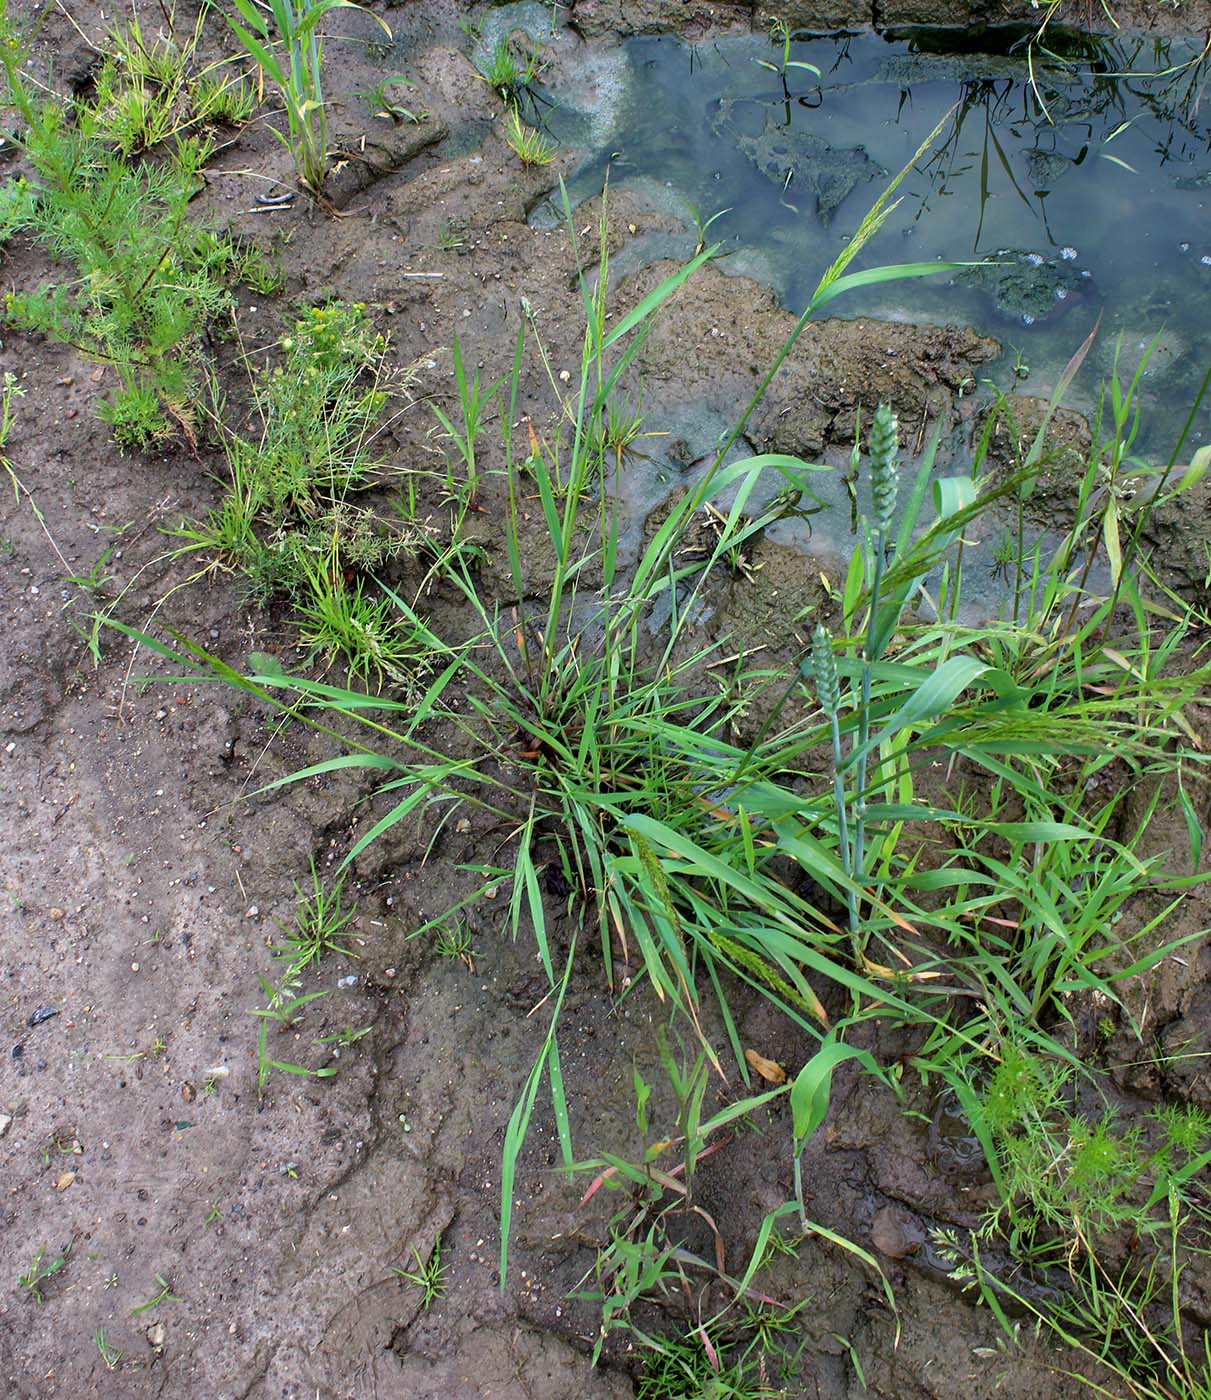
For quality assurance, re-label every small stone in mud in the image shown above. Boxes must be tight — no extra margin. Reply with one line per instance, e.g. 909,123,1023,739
0,1113,11,1137
871,1204,925,1259
146,1322,166,1349
181,1083,196,1104
48,907,65,922
27,1006,58,1028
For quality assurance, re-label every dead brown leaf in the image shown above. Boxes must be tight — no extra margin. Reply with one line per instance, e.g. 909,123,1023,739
744,1048,787,1085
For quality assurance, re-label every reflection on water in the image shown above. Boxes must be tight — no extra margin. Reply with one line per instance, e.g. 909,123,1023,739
548,26,1211,455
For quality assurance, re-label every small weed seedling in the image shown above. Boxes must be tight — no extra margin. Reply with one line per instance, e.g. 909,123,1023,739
435,224,467,253
19,1243,71,1304
753,17,821,84
318,1025,371,1049
251,974,337,1100
393,1235,448,1309
680,198,732,257
270,860,358,974
434,921,476,972
130,1273,181,1317
360,74,424,125
95,1328,122,1371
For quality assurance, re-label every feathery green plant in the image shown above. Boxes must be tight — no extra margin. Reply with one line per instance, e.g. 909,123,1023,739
0,3,270,444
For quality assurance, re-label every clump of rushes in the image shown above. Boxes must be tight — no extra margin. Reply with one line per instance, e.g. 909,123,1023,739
477,35,544,107
503,107,555,167
225,0,391,193
471,32,556,165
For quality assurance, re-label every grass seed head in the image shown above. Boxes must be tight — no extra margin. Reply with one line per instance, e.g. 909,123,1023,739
811,623,841,718
869,402,899,536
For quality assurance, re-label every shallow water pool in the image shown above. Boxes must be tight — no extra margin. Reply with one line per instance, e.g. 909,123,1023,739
550,25,1211,456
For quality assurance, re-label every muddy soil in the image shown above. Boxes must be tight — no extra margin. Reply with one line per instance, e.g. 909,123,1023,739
2,2,1209,1398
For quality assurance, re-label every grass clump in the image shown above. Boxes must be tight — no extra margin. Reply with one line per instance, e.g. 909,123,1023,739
116,140,1211,1396
175,301,444,686
90,9,254,158
270,859,358,974
476,35,545,108
503,107,556,167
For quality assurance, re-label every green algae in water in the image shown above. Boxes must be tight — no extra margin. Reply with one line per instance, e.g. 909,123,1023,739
548,28,1211,453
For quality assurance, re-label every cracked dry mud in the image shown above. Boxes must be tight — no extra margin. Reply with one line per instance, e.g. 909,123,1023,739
2,2,1210,1398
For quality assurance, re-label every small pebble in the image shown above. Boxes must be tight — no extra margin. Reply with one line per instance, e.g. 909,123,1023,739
49,908,65,922
0,1114,11,1137
27,1006,58,1028
245,905,259,918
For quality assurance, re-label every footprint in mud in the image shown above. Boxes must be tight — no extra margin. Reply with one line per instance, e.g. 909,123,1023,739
928,1089,987,1178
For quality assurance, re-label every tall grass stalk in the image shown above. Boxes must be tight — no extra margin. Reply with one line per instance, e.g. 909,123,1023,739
226,0,390,192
